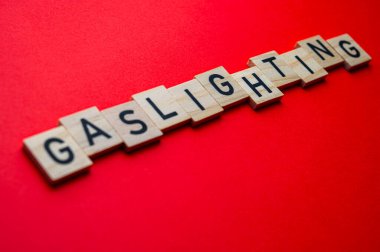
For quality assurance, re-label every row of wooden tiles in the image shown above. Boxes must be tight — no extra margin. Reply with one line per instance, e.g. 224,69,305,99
23,33,371,184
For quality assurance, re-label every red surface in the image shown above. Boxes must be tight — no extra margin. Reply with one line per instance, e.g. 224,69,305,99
0,0,379,251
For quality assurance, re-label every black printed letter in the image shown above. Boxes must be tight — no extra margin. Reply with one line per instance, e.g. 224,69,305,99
209,74,234,95
81,118,112,146
146,98,178,120
184,89,205,111
339,40,360,58
241,73,272,97
44,138,74,164
119,110,148,135
262,57,286,77
295,55,314,74
307,39,335,60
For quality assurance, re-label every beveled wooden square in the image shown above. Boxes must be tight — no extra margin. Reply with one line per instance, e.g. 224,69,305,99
102,101,163,151
168,79,224,125
232,67,283,109
281,48,328,87
59,106,123,157
23,126,92,184
194,66,248,108
247,50,301,89
327,33,372,71
296,35,344,70
132,85,191,132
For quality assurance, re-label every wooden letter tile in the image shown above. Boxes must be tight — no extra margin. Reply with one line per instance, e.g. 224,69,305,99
327,33,372,71
296,35,344,70
59,106,123,157
281,48,328,87
194,66,248,108
102,101,163,151
168,79,224,125
23,126,92,184
232,67,284,109
132,85,191,132
247,50,301,89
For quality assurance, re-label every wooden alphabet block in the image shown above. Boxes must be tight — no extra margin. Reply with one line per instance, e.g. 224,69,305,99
327,33,372,71
23,126,93,184
59,107,123,157
281,48,328,87
168,79,224,125
296,35,344,70
101,101,163,151
232,67,284,109
132,85,191,132
247,50,301,89
194,66,248,108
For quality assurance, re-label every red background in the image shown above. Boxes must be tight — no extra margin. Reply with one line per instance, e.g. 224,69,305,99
1,0,379,251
